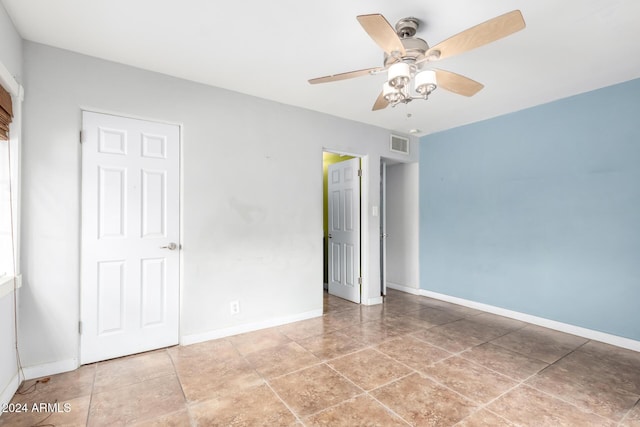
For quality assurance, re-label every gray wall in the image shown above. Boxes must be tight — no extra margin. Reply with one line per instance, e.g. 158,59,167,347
420,78,640,341
19,41,418,370
0,3,21,81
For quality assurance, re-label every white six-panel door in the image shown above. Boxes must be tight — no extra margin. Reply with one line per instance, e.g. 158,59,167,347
328,157,361,303
81,111,180,364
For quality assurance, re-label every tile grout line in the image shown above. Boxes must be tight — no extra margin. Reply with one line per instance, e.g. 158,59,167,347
406,316,619,425
164,347,196,427
455,347,546,383
262,380,306,426
339,325,507,420
11,291,639,426
364,341,512,426
85,362,98,426
452,408,517,427
370,319,555,425
231,334,308,426
368,381,415,427
390,296,640,425
89,349,179,396
365,393,413,426
526,382,621,424
617,396,640,427
403,313,549,426
457,358,617,427
522,338,634,424
368,293,640,424
321,362,413,426
348,339,508,426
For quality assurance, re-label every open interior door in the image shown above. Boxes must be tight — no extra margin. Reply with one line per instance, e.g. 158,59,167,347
327,157,361,303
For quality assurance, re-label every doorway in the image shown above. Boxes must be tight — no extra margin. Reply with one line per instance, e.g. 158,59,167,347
322,152,361,304
380,160,420,295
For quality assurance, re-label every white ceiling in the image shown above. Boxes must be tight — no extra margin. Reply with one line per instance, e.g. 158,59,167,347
3,0,640,136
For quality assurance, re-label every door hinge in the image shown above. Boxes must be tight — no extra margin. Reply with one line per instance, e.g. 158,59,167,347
79,130,84,144
78,321,82,334
357,169,363,177
358,277,362,285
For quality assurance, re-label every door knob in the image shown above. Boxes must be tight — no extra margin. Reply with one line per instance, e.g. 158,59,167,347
160,242,178,250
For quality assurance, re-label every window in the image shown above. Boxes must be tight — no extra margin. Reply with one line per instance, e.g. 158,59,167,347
0,83,11,141
0,65,22,294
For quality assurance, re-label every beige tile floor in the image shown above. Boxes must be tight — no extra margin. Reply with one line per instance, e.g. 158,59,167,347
2,289,640,426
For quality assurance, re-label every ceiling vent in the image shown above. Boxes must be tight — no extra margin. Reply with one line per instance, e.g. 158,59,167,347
390,134,409,155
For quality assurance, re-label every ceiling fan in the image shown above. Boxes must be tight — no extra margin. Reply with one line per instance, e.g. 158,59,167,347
309,10,526,111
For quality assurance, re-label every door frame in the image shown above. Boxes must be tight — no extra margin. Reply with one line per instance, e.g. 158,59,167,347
322,149,371,305
78,108,184,364
380,159,387,297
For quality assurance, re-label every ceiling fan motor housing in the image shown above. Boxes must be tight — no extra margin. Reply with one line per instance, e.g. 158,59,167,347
384,37,430,67
383,17,430,67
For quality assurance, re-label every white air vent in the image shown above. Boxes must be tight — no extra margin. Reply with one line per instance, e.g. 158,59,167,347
390,135,409,155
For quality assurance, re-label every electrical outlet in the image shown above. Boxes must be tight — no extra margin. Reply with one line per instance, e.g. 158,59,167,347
230,300,240,315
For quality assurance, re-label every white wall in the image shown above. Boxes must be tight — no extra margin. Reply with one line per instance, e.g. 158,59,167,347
385,162,420,291
0,294,19,406
0,4,22,82
0,2,22,408
19,41,419,372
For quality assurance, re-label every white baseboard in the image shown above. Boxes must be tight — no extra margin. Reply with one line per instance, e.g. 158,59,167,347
13,310,325,382
181,309,323,346
386,282,420,295
419,289,640,353
22,358,78,381
363,296,384,305
0,372,20,408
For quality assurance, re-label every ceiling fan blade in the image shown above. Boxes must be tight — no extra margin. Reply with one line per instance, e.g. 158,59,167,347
357,14,406,56
372,91,389,111
435,69,484,97
308,67,382,84
426,10,525,61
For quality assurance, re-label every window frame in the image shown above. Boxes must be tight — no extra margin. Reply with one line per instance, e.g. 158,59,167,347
0,60,23,297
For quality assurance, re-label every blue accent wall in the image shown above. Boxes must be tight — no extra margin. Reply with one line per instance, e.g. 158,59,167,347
419,78,640,341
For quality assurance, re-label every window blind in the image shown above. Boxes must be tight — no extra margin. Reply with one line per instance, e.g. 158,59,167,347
0,84,12,141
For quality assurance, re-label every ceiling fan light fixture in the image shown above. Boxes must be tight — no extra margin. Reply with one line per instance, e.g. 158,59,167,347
415,69,437,95
383,82,403,103
388,62,411,88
